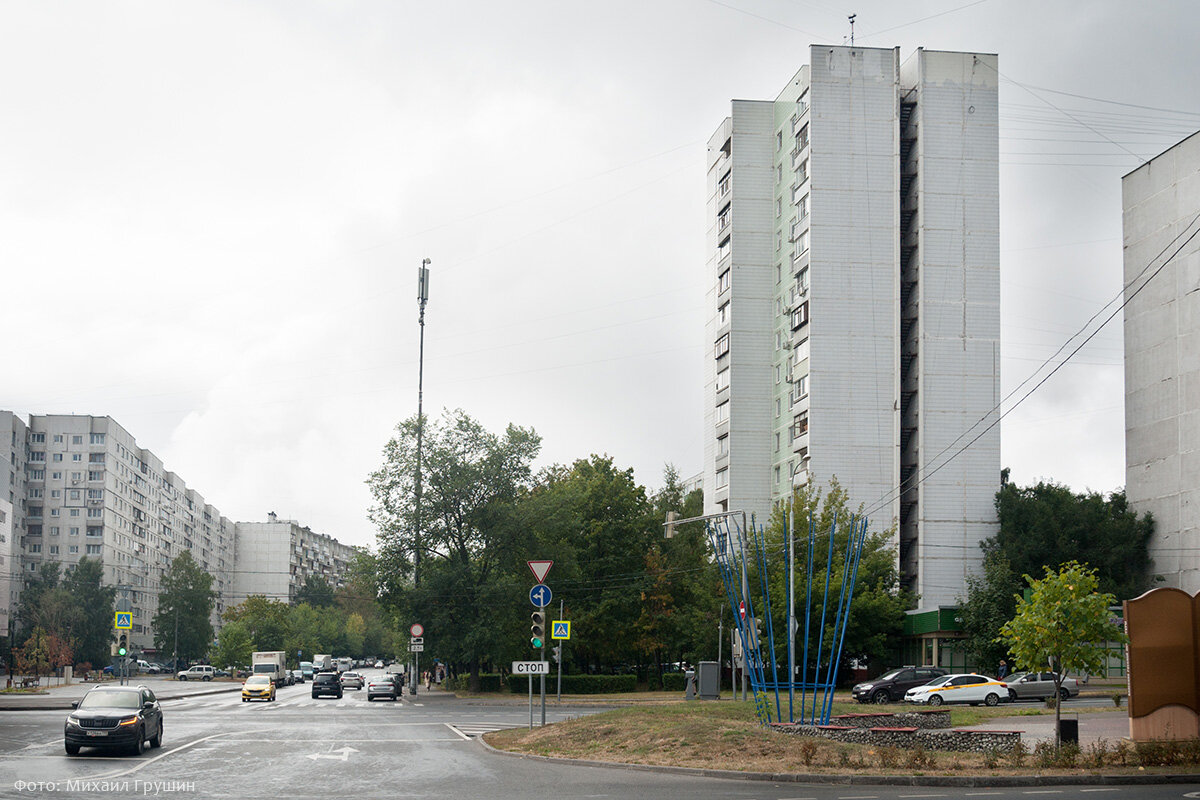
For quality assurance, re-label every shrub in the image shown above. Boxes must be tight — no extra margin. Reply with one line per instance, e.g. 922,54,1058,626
878,747,899,769
837,748,852,767
798,739,817,767
1007,740,1028,767
982,747,1001,769
1033,740,1056,768
1111,692,1124,707
445,673,505,693
662,673,688,692
1087,739,1110,768
505,673,637,694
1113,739,1129,767
1055,742,1080,768
905,746,934,770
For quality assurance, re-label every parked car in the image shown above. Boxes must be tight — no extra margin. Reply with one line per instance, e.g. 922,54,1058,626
340,672,364,690
374,660,384,669
1006,671,1079,702
241,675,276,702
852,666,947,704
65,685,163,756
904,673,1008,707
311,671,343,699
367,675,399,701
214,668,231,678
176,665,215,681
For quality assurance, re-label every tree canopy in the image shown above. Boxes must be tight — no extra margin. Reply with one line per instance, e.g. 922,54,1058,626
999,561,1125,746
151,551,216,663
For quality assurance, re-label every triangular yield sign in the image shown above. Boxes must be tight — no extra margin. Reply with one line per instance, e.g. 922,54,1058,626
528,560,553,584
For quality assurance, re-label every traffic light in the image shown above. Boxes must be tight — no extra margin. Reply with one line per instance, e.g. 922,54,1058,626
748,617,762,647
664,511,677,539
530,610,546,649
551,645,561,663
118,634,128,657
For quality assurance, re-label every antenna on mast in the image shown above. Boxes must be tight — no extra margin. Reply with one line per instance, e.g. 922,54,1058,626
848,13,856,46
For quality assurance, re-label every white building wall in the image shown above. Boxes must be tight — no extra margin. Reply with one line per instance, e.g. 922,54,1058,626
0,499,16,634
807,45,901,527
901,49,1001,609
1123,130,1200,592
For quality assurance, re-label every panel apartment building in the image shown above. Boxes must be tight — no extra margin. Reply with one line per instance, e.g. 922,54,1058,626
703,46,1001,611
1124,130,1200,593
2,411,358,652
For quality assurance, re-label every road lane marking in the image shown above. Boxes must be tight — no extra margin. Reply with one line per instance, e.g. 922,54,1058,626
446,724,472,741
900,795,947,798
1022,792,1062,795
82,727,272,781
1078,792,1119,794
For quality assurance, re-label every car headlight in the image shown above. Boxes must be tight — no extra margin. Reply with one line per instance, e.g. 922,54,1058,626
66,716,80,726
117,716,138,727
858,683,873,691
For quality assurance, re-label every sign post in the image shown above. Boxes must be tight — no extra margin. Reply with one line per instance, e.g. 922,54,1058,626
410,624,423,696
527,563,552,728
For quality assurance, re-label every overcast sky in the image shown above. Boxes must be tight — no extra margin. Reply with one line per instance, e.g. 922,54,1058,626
3,1,1198,549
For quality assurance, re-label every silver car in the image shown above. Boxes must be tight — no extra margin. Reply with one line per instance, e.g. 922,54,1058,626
340,672,364,690
1006,671,1079,702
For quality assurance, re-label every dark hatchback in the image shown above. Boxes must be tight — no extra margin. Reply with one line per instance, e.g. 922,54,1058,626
852,666,948,704
311,671,343,699
65,685,163,756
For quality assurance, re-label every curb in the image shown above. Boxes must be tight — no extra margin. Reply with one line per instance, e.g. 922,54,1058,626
476,737,1200,787
0,683,241,712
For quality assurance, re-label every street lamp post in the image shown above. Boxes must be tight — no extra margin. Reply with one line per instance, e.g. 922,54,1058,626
414,259,431,588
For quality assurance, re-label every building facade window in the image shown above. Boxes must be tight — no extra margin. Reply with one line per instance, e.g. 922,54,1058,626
716,401,729,424
715,467,729,489
716,367,730,392
718,268,731,294
717,434,729,456
715,333,730,358
718,301,730,326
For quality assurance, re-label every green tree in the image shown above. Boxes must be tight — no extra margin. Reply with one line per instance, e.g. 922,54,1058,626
368,408,540,690
15,562,65,644
211,619,253,670
767,480,911,677
62,558,116,667
152,551,216,664
998,561,1126,747
957,548,1019,673
993,480,1154,601
223,596,291,651
295,575,336,608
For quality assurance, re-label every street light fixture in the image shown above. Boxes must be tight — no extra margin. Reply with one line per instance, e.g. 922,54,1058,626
414,258,430,588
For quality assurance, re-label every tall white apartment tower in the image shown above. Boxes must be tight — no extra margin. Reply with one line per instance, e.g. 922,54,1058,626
704,46,1000,610
1123,131,1200,593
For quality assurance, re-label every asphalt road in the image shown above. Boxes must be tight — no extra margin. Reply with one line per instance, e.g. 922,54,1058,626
1,671,1198,800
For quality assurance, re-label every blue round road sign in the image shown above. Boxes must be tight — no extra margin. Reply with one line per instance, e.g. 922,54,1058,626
529,584,553,608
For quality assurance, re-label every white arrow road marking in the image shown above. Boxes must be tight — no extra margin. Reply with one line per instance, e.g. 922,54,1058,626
307,745,359,761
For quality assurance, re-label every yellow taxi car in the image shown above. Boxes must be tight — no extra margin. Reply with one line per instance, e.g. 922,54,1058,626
241,674,276,702
903,673,1008,707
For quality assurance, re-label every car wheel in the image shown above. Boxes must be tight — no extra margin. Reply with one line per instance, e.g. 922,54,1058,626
1059,688,1070,701
203,676,212,682
871,690,890,704
179,676,187,681
129,727,145,756
985,693,1000,707
150,722,162,748
1008,690,1018,702
928,694,944,707
65,742,80,756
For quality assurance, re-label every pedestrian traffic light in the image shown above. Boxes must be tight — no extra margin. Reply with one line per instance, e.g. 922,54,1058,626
530,611,546,649
749,617,762,646
551,645,561,663
118,634,127,657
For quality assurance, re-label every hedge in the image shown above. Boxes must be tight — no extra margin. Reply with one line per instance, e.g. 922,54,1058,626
661,672,689,692
444,673,505,693
504,673,637,694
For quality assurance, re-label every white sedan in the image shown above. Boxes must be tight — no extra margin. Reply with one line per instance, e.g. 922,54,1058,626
904,673,1008,707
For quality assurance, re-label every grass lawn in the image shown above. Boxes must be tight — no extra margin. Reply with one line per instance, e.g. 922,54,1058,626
484,698,1188,776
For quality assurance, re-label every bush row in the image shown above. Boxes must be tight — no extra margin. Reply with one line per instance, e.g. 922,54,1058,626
504,673,638,694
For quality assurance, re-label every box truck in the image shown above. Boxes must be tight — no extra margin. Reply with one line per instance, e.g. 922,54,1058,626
251,651,288,686
312,654,333,673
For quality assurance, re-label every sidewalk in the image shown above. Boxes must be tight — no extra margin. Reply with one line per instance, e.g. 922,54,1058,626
959,710,1130,746
0,675,242,711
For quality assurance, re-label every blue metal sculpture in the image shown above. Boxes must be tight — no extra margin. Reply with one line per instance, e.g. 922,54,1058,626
707,508,867,725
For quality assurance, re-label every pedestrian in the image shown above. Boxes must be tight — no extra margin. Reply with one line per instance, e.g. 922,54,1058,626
997,659,1008,679
424,670,431,690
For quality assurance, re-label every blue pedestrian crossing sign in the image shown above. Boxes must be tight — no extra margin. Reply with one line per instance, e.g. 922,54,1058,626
114,612,132,630
551,620,571,640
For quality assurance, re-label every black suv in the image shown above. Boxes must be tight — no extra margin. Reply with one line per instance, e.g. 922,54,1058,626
852,666,947,704
311,671,343,699
65,685,163,756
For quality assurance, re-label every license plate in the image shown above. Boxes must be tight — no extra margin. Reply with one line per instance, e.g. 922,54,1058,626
86,730,109,737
